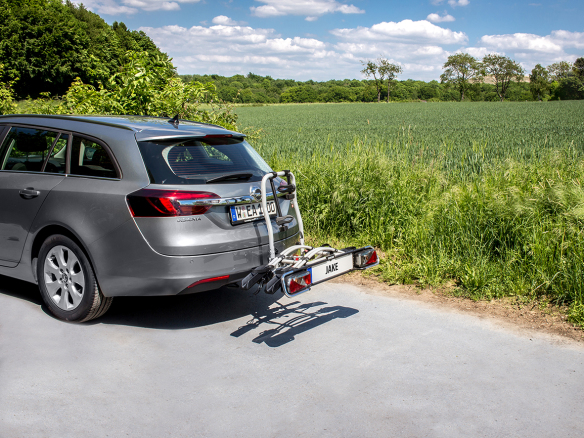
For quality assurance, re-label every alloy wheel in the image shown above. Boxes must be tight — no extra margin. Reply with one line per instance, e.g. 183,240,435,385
43,245,86,311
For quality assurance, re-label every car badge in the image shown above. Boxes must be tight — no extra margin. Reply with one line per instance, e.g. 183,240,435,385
250,186,262,202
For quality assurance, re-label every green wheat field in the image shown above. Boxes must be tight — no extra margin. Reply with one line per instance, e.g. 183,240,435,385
237,101,584,325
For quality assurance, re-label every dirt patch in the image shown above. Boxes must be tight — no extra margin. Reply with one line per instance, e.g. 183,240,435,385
333,271,584,344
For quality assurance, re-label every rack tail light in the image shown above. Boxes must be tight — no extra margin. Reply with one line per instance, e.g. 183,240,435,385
284,270,312,295
353,248,378,268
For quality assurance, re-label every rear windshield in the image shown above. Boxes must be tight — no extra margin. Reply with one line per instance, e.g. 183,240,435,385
137,137,272,185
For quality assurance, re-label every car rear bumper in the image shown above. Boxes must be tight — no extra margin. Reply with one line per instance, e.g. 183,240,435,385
87,219,299,297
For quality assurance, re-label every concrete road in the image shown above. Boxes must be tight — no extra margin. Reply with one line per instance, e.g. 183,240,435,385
1,275,583,438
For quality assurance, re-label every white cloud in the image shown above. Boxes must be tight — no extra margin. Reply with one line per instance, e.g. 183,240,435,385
460,47,495,59
550,30,584,49
72,0,200,14
71,0,136,14
427,12,455,23
123,0,181,11
211,15,246,26
337,4,364,14
448,0,469,7
138,20,584,82
144,22,449,80
250,0,364,18
140,24,341,80
97,2,138,14
432,0,469,6
480,33,562,53
331,19,467,45
472,30,584,69
139,20,469,80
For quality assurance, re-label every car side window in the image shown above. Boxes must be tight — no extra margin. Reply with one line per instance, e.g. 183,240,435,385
70,136,118,179
0,127,60,172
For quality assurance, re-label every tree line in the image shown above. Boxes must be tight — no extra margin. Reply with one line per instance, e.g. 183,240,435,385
438,53,584,102
181,54,582,105
179,66,579,104
182,72,519,103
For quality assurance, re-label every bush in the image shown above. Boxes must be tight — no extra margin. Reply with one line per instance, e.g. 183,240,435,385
23,51,238,130
0,64,16,115
280,85,318,103
268,142,584,311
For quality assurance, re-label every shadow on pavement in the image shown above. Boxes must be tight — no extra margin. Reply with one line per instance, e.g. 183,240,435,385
100,288,359,341
0,274,278,329
231,300,359,347
97,285,283,330
1,275,359,343
0,275,43,306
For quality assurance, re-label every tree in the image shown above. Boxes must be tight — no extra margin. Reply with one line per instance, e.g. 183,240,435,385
279,85,318,103
377,59,403,103
573,57,584,81
319,85,356,102
0,0,91,97
574,57,584,97
360,60,383,102
529,64,549,101
547,61,573,81
551,76,584,100
440,53,482,101
0,0,171,98
0,63,16,114
482,54,525,102
23,51,238,130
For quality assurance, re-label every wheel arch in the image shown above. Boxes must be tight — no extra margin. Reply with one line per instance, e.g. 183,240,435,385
31,224,96,282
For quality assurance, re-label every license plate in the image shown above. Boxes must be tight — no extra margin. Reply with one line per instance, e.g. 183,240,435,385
310,254,354,283
230,201,277,224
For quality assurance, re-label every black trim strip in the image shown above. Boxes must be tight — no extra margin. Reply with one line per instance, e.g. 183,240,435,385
0,115,135,131
40,133,61,173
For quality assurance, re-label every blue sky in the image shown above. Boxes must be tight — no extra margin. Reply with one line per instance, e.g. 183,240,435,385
76,0,584,81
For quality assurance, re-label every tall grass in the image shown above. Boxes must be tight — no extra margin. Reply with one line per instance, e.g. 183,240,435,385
237,102,584,325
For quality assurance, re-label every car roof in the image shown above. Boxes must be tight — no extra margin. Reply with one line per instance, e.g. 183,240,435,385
0,114,244,141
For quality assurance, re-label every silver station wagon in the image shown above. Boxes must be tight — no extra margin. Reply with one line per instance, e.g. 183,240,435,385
0,115,378,322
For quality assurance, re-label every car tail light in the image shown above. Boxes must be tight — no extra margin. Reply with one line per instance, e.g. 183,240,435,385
188,275,230,288
285,270,312,295
127,189,218,217
353,248,378,268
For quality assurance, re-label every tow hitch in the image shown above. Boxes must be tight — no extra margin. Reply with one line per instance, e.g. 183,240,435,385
241,170,379,298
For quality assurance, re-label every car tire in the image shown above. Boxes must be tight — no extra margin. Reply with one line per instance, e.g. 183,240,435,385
37,234,112,322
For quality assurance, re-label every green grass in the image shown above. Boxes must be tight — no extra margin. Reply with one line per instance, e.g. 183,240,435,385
237,101,584,326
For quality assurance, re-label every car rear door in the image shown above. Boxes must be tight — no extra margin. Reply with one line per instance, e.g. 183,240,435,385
0,126,68,266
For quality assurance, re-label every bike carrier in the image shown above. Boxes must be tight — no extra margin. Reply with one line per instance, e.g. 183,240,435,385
241,170,379,298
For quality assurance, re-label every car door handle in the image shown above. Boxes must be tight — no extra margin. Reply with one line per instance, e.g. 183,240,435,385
19,188,41,199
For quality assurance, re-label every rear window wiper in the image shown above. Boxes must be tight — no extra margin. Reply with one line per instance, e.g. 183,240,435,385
206,173,253,183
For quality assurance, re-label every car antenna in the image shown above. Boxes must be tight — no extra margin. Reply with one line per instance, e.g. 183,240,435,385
168,114,180,128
